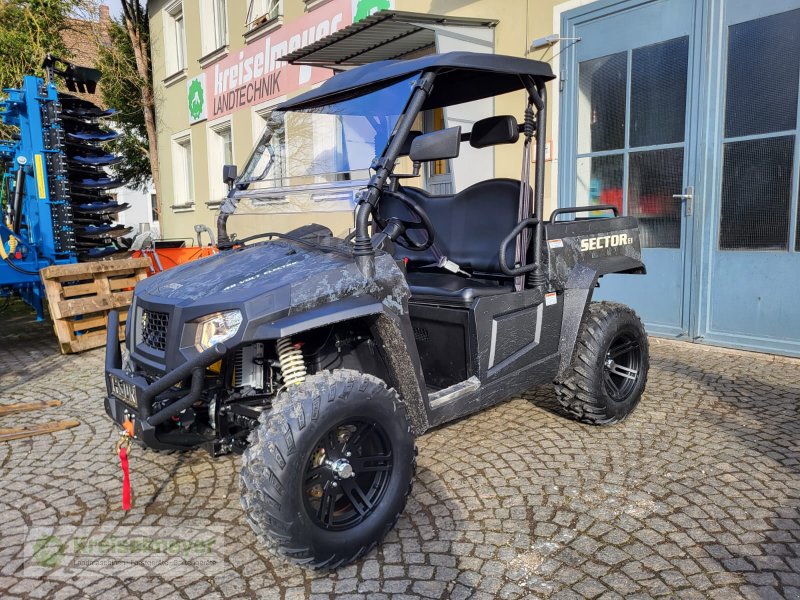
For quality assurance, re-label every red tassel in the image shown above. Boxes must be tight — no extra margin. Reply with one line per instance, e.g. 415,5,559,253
119,446,131,511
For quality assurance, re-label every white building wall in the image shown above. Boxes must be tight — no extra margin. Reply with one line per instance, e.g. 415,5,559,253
113,183,161,239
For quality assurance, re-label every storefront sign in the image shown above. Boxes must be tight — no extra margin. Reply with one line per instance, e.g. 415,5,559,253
191,0,395,123
205,0,346,122
353,0,393,22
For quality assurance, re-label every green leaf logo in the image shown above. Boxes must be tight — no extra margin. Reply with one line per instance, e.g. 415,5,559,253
354,0,391,22
33,535,66,568
188,79,205,121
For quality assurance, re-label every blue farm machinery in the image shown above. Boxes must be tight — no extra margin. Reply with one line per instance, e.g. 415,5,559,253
1,56,132,319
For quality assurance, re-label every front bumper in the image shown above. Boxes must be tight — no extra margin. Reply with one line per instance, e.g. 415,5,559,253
104,309,227,450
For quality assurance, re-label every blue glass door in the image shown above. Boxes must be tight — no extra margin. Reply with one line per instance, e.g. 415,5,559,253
694,0,800,356
560,0,700,337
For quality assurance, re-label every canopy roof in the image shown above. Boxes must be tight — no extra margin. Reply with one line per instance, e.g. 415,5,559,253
277,51,556,113
282,11,498,68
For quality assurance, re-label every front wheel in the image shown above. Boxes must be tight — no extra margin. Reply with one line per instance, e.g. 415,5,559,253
555,301,649,425
240,370,416,569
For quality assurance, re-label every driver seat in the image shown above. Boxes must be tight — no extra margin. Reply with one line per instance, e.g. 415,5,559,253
404,271,514,304
380,178,524,305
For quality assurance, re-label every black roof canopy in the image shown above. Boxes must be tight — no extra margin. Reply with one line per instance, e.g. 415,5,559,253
276,52,556,113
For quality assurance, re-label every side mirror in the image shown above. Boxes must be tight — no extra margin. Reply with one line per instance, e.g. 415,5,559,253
222,164,238,188
409,126,462,163
398,130,423,157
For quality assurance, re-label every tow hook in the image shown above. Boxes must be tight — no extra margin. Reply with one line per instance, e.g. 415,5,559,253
113,419,134,511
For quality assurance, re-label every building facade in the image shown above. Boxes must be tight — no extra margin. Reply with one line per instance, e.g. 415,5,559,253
148,0,800,357
148,0,548,243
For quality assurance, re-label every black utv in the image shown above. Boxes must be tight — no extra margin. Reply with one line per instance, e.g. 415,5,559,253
104,52,649,569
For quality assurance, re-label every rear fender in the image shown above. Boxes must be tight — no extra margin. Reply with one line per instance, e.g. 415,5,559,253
545,216,646,286
546,216,646,379
252,296,431,435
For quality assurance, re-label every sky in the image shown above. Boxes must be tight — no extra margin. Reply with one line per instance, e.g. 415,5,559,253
104,0,123,19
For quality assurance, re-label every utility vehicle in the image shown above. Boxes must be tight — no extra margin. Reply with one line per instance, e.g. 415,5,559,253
104,52,649,569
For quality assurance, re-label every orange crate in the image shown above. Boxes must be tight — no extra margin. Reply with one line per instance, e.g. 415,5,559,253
132,246,216,274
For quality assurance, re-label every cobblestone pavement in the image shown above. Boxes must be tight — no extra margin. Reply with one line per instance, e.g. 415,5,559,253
0,301,799,600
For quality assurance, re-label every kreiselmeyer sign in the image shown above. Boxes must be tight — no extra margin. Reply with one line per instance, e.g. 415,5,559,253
188,0,396,124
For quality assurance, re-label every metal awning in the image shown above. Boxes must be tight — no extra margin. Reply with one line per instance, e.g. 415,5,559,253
283,10,498,68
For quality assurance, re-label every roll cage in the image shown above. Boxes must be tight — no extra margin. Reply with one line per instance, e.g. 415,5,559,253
217,51,556,285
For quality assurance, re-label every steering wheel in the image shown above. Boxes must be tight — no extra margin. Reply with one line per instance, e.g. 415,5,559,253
373,192,436,251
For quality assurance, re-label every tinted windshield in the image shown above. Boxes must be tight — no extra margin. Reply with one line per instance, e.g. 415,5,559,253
238,75,417,190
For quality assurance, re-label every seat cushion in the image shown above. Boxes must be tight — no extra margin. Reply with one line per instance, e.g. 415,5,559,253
379,179,525,275
407,272,513,305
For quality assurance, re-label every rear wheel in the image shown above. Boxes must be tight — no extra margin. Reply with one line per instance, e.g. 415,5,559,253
555,301,649,425
240,370,416,569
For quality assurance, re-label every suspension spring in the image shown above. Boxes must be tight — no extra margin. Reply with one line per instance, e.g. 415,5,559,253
276,337,307,386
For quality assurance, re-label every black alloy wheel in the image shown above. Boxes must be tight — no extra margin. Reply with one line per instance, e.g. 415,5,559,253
603,332,644,402
240,370,416,569
303,418,394,531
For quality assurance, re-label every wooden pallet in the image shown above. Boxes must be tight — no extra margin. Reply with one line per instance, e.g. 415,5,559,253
40,257,149,354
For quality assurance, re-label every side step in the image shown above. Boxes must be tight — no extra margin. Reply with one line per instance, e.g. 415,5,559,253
428,376,481,409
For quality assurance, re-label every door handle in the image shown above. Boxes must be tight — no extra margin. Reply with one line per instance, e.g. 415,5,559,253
672,186,693,216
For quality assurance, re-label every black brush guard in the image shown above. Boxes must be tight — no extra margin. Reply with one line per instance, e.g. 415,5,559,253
104,309,227,447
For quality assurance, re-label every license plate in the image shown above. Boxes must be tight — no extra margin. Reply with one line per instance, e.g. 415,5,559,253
109,375,138,408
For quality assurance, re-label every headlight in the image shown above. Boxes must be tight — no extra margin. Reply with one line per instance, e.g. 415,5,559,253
195,310,242,351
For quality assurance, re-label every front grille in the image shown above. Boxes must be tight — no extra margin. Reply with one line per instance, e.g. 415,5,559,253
141,309,169,351
413,326,429,343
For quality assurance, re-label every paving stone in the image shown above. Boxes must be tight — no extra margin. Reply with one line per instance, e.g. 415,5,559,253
0,308,798,599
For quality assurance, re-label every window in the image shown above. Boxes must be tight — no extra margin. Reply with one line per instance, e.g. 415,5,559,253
719,9,800,251
208,120,234,206
576,37,690,249
172,133,194,209
246,0,282,31
423,108,453,195
201,0,228,55
164,1,186,75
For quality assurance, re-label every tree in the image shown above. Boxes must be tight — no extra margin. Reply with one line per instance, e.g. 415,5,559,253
0,0,77,90
100,0,160,214
0,0,78,139
97,19,152,190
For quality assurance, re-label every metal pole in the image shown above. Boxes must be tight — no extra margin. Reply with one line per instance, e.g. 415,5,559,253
353,71,437,275
514,101,535,292
528,82,548,288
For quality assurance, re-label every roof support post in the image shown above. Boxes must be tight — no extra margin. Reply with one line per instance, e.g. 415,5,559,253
527,80,547,289
353,71,437,277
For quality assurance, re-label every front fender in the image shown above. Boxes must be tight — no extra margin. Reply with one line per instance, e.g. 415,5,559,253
251,295,385,339
249,295,432,435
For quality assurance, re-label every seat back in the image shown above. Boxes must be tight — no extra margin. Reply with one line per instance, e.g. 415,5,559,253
379,179,523,274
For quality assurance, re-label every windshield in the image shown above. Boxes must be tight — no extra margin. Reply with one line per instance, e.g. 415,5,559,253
238,75,417,195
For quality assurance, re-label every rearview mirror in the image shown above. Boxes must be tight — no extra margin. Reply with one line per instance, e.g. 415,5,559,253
222,164,237,186
409,126,461,163
398,130,423,157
